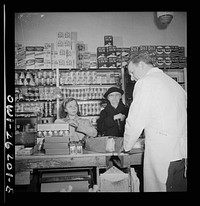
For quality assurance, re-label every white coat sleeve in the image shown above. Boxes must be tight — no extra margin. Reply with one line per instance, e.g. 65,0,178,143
123,79,152,151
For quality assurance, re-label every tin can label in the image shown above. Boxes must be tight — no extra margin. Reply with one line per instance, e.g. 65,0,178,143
70,144,76,154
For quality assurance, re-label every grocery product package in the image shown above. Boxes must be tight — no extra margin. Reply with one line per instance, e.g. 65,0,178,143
84,136,144,153
84,136,123,153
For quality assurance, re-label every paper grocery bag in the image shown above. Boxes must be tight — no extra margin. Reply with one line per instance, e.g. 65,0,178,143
99,166,130,192
85,136,108,153
130,167,140,192
85,136,123,153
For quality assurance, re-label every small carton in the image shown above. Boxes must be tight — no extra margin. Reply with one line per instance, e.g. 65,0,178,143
17,147,34,155
97,47,106,59
104,35,113,47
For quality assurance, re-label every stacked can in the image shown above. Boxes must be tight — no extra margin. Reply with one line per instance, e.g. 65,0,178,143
69,141,83,155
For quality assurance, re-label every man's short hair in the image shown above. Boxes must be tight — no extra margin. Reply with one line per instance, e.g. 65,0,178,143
128,52,154,65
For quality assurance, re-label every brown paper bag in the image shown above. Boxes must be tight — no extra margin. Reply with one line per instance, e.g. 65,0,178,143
84,136,123,153
99,166,130,192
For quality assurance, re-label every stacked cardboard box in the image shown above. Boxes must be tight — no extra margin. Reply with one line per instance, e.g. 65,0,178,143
129,45,186,69
97,35,118,69
76,41,89,69
15,43,26,69
25,46,35,70
44,43,53,69
56,31,77,69
37,123,70,155
43,136,70,155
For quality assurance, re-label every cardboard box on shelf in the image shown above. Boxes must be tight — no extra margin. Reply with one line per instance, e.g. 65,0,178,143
25,46,35,69
107,57,117,68
104,35,113,47
106,46,117,58
121,48,130,60
155,45,164,56
116,47,122,60
147,45,156,56
17,147,34,155
163,45,179,56
97,47,106,59
130,46,139,57
98,57,108,69
139,45,148,53
35,58,44,69
35,46,44,58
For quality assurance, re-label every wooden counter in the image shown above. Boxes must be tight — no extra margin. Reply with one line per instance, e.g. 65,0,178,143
15,149,144,188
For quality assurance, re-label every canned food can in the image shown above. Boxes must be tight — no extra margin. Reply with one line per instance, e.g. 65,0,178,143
69,142,76,155
76,143,83,154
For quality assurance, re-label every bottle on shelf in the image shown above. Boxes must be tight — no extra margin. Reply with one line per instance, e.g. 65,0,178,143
23,78,29,86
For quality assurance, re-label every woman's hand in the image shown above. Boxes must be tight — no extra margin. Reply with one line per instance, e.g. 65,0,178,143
68,119,79,128
113,113,126,121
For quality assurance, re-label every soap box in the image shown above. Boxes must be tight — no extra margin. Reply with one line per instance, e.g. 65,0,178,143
17,147,34,155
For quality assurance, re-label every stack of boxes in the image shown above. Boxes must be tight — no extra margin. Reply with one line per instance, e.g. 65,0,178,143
44,43,53,69
37,123,70,155
15,44,53,70
15,43,26,70
97,35,117,69
135,45,186,69
97,46,107,69
107,46,117,68
127,45,186,70
34,46,45,69
15,34,187,71
56,32,77,69
76,41,89,69
25,46,36,70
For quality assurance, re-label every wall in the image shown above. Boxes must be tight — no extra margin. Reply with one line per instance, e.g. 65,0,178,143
15,12,187,55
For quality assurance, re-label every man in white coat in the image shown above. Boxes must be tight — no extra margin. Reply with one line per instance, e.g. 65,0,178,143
121,52,187,192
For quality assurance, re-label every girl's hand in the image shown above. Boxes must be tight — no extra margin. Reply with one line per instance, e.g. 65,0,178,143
68,119,79,128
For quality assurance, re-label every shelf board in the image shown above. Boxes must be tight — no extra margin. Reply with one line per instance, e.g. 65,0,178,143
59,98,103,102
15,68,56,71
58,67,121,71
161,67,185,71
15,84,56,87
15,100,56,103
60,83,120,87
15,111,39,114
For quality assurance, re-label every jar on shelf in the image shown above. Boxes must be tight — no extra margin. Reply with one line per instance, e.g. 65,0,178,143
19,71,25,79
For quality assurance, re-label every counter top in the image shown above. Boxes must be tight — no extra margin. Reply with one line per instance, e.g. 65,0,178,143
15,148,143,160
15,148,143,173
15,148,144,186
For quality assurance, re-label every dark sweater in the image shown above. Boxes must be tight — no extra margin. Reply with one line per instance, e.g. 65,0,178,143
97,100,129,137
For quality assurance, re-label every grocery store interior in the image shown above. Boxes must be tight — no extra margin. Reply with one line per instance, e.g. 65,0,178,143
14,12,187,193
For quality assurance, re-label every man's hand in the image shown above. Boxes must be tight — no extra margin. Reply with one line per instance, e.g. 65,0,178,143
118,145,130,155
118,145,125,155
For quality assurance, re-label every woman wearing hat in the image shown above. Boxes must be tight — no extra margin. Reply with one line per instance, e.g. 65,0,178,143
97,87,129,137
97,87,129,168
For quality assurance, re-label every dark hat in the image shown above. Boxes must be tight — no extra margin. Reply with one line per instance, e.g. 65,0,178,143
104,87,124,99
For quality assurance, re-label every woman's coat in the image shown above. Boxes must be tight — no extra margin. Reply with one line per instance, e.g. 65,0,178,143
123,67,187,192
97,100,129,137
